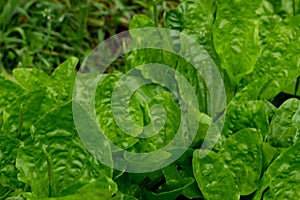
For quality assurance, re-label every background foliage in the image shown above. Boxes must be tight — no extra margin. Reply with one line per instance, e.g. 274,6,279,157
0,0,181,74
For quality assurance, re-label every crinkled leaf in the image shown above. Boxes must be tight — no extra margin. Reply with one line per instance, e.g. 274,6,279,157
261,142,300,199
129,90,180,153
128,15,211,116
96,70,181,153
0,76,24,109
267,98,300,148
256,0,282,42
246,15,300,99
234,77,268,103
51,57,78,101
13,68,50,91
23,176,117,200
192,149,239,200
223,100,269,139
16,102,112,198
175,55,209,114
95,73,141,150
219,128,263,195
1,91,55,137
126,14,163,72
127,14,179,75
213,0,261,82
164,0,219,61
12,57,78,103
0,76,24,132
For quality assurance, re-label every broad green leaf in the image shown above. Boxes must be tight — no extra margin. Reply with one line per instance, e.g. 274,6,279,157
127,14,178,73
193,149,239,200
175,55,209,114
127,14,159,71
256,0,282,42
95,71,182,154
13,68,50,91
261,142,279,172
1,91,55,137
267,98,300,148
0,75,24,108
164,0,219,62
223,101,269,139
261,142,300,199
51,57,78,101
219,128,263,195
128,15,212,116
95,73,141,150
129,90,180,153
245,15,300,99
0,76,24,131
163,150,203,199
234,77,268,103
12,57,78,103
229,77,276,122
213,0,261,82
23,176,117,200
133,83,172,140
16,102,112,198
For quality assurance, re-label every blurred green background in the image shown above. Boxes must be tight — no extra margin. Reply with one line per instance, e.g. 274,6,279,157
0,0,181,74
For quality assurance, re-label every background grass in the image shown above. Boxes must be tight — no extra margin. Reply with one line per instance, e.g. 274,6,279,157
0,0,181,74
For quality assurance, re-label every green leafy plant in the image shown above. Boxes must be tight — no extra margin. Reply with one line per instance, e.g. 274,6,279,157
1,0,300,199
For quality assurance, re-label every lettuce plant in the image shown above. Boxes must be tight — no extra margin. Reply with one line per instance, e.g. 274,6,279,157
0,0,300,199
